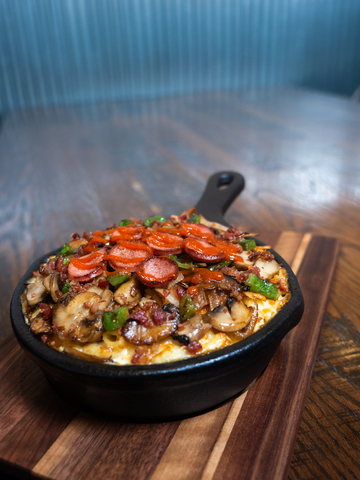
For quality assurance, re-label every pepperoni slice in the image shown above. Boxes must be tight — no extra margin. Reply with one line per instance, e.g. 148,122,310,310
183,238,225,263
146,232,184,255
180,223,215,240
72,266,105,282
104,241,153,272
111,226,145,242
136,256,179,287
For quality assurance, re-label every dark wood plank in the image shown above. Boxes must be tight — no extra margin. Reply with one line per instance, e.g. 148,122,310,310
212,236,339,480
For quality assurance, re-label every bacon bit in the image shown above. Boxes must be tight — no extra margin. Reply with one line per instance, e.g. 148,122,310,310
236,272,248,283
33,270,40,278
278,278,288,293
39,303,52,320
71,233,80,240
129,310,152,326
186,340,203,354
53,324,58,331
162,289,170,297
248,266,261,278
142,302,153,311
131,352,141,364
151,308,165,326
83,301,91,308
83,232,93,240
176,286,187,299
90,302,99,314
56,290,62,298
56,255,65,273
177,324,185,331
98,279,109,289
41,335,50,344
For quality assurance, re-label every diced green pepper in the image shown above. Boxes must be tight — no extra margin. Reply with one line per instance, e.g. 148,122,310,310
245,273,280,300
103,307,129,331
119,219,133,227
62,281,70,294
237,239,257,251
143,215,167,226
188,214,200,223
56,243,74,257
169,255,192,269
63,258,71,266
108,273,131,288
208,260,232,271
179,294,196,321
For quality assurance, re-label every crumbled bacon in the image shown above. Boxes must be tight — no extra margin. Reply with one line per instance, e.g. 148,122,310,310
248,266,261,278
186,340,203,354
39,303,52,320
176,286,187,299
98,279,109,289
151,308,165,326
71,233,80,240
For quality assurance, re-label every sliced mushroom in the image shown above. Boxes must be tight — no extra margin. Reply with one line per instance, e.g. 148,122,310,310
206,289,223,311
63,346,114,363
87,286,113,310
114,276,141,307
123,304,180,345
69,238,87,251
254,258,280,280
52,291,104,343
43,272,61,303
192,287,208,311
172,314,211,345
29,313,52,334
26,278,48,306
204,297,251,332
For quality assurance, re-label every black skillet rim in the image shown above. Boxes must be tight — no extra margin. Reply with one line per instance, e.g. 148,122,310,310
10,239,304,380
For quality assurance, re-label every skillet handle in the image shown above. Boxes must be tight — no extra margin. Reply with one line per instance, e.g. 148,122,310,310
195,171,245,227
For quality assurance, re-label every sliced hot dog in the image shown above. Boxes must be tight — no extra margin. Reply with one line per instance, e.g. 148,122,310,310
105,241,153,272
146,232,184,255
68,252,105,279
180,223,215,240
183,238,225,263
136,256,179,287
72,266,105,282
110,226,145,242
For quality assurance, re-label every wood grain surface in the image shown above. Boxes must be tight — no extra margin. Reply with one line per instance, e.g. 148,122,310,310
0,231,337,480
1,88,359,478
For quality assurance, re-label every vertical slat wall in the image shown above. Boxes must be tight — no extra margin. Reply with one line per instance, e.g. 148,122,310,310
0,0,360,114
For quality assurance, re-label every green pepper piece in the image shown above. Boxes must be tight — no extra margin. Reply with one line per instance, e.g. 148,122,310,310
179,294,196,321
143,215,167,226
103,307,129,331
63,258,71,266
188,214,200,223
208,260,232,271
119,219,133,227
168,255,192,269
56,243,74,257
108,273,131,288
62,281,70,294
237,239,257,251
245,273,280,300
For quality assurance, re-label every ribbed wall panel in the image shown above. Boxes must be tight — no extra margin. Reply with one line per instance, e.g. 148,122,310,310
0,0,360,113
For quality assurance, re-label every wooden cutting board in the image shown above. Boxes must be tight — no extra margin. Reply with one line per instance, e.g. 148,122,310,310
0,232,338,480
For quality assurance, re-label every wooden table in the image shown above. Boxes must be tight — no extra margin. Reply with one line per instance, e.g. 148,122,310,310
1,88,359,479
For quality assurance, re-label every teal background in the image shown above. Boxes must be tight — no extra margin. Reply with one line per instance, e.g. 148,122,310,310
1,0,360,115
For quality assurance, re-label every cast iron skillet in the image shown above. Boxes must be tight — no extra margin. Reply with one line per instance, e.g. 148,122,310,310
10,172,304,422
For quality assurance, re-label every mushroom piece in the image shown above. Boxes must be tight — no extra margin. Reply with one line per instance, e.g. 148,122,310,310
29,313,52,334
155,288,180,307
123,304,180,345
254,258,280,280
114,276,141,307
204,298,251,332
52,291,104,343
43,272,61,303
69,238,88,251
26,277,48,306
87,285,113,311
172,314,212,345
